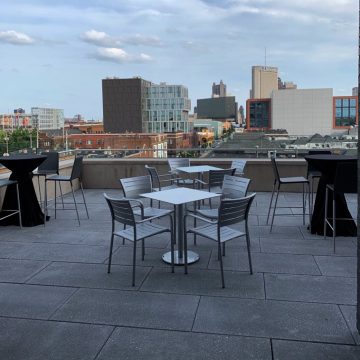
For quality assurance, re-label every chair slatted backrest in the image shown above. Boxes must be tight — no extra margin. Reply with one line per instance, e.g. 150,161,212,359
208,168,236,189
270,156,280,183
70,156,83,181
168,158,190,172
145,165,161,189
307,150,332,174
333,162,357,194
38,151,59,173
218,193,256,227
104,194,136,226
231,159,246,176
120,175,152,199
221,175,251,199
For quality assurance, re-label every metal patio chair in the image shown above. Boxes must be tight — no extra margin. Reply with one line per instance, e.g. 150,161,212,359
168,158,194,187
307,150,331,210
324,162,357,252
45,156,89,225
33,151,63,211
184,193,256,288
231,159,247,177
266,156,310,232
0,179,22,227
104,194,174,286
145,165,180,192
194,168,236,208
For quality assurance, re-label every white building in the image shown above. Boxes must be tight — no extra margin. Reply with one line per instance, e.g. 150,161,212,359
145,83,191,133
271,88,333,135
31,107,64,130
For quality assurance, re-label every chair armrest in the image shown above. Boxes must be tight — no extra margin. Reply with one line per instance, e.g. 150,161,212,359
185,212,217,225
123,198,144,217
193,178,207,186
136,211,173,224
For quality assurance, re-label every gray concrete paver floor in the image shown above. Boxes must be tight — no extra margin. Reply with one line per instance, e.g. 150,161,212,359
0,189,358,359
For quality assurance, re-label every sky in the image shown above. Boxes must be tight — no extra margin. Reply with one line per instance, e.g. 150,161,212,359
0,0,357,120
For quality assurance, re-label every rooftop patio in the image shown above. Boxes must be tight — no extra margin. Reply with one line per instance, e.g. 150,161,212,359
0,187,358,359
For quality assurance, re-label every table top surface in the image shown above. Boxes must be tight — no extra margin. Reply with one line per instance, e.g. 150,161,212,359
0,154,47,162
176,165,221,174
304,154,357,162
141,187,221,205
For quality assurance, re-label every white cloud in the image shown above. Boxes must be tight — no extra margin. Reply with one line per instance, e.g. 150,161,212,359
123,34,163,47
92,47,152,63
81,30,121,47
0,30,35,45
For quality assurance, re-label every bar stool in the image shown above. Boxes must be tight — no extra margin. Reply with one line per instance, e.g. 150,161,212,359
0,179,22,227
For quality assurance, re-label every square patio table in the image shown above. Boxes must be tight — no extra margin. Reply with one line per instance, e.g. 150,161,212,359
175,165,222,189
141,187,220,265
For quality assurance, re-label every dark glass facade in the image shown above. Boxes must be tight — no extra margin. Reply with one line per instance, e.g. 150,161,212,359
246,99,271,129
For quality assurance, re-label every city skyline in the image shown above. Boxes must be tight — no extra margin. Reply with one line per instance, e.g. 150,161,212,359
0,0,357,119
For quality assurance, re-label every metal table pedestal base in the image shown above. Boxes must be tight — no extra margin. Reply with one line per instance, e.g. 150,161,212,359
162,250,199,265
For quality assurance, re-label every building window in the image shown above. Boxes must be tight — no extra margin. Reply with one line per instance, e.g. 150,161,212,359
335,97,357,127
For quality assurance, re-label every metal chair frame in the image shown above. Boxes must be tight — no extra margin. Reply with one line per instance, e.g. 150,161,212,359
33,151,64,211
184,194,256,288
306,150,332,210
145,165,181,191
266,156,310,232
168,158,194,186
324,162,357,252
231,159,247,177
45,156,89,225
104,194,174,286
0,179,22,227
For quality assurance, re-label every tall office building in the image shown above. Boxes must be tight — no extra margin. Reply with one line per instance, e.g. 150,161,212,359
146,83,191,133
212,80,226,98
102,77,152,133
251,66,278,99
102,77,191,134
31,107,64,130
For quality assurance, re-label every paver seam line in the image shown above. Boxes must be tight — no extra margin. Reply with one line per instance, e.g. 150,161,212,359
137,266,155,289
262,272,267,300
23,260,53,283
93,326,117,360
270,338,275,360
0,313,356,348
190,296,202,331
256,248,357,258
47,287,81,320
338,305,358,345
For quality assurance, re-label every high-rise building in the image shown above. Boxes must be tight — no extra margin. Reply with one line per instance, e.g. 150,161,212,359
102,77,191,134
146,83,191,133
352,87,358,96
31,107,64,130
196,96,238,122
102,77,151,133
212,80,226,98
251,66,278,99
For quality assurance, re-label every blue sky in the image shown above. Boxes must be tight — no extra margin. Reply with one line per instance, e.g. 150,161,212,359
0,0,357,120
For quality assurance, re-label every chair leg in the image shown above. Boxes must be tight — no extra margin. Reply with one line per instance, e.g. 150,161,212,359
141,239,145,261
222,242,225,256
217,240,225,288
170,217,175,273
54,180,57,219
37,175,42,211
70,181,80,226
245,222,253,274
302,183,305,225
183,224,188,275
44,179,48,225
307,183,311,227
270,186,280,232
132,240,137,286
266,182,276,224
79,181,89,219
15,183,22,228
332,194,336,253
324,187,329,239
122,223,126,245
59,182,65,209
107,233,115,273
